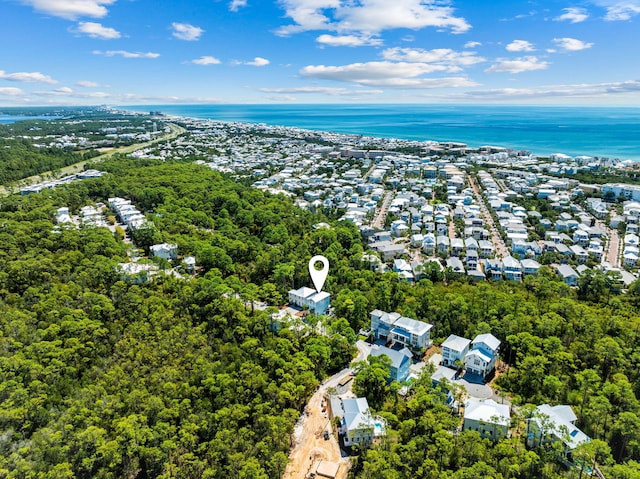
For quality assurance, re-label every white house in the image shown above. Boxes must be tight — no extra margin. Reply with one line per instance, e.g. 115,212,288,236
370,310,433,351
441,334,471,368
464,333,501,379
526,404,590,456
331,397,375,448
150,243,178,260
463,399,510,441
288,287,331,315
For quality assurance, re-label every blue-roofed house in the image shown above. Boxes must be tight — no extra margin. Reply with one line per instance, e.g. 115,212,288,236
370,345,413,383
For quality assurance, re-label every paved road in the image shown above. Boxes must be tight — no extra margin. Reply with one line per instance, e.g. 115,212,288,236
468,175,509,258
1,122,185,197
372,191,395,230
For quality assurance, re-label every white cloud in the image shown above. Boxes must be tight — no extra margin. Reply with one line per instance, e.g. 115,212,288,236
0,87,25,96
244,57,270,66
485,56,549,73
35,86,75,96
381,47,485,71
93,50,160,58
276,0,470,36
229,0,247,11
76,80,100,87
191,55,222,65
455,80,640,100
75,21,121,39
0,70,57,83
316,34,382,47
553,37,594,51
300,60,478,88
20,0,116,19
592,0,640,20
260,86,382,95
171,22,204,41
555,7,589,23
506,39,535,52
464,41,481,48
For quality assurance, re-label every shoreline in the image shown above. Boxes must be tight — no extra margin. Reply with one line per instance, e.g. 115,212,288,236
120,104,640,162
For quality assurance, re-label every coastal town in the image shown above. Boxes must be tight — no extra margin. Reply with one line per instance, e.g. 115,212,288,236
5,109,638,479
69,111,640,290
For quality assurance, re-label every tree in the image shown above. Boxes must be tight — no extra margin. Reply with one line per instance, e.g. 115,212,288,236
353,355,392,408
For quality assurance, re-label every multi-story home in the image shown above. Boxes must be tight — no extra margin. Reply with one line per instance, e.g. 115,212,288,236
441,334,471,368
556,264,579,286
422,233,436,254
464,333,501,379
502,256,522,282
526,404,590,464
288,287,331,315
370,345,413,383
521,258,541,276
463,399,510,441
150,243,178,260
331,397,375,448
370,310,433,351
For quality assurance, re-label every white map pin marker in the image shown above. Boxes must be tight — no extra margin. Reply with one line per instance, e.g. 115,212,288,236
309,255,329,293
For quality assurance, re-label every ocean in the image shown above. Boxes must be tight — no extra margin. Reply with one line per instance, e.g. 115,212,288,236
101,104,640,161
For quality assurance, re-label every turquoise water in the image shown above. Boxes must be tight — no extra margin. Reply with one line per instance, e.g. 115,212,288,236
125,104,640,160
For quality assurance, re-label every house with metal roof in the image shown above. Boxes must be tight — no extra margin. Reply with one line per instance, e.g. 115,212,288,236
463,399,510,441
370,345,413,383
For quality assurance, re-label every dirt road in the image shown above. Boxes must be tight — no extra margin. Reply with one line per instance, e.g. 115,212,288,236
282,342,370,479
282,373,350,479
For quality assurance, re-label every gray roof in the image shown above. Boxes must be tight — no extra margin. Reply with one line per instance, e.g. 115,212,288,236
534,404,589,450
342,397,374,432
557,264,578,278
441,334,471,352
393,315,433,336
473,333,501,352
371,345,412,370
465,399,510,425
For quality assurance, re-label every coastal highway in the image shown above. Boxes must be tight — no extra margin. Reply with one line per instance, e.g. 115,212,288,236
0,122,186,197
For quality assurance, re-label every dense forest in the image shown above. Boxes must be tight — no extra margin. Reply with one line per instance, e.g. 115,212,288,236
0,141,639,477
0,112,162,185
0,138,88,184
0,158,355,477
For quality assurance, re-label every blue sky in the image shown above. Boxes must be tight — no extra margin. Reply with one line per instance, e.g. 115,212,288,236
1,0,640,105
